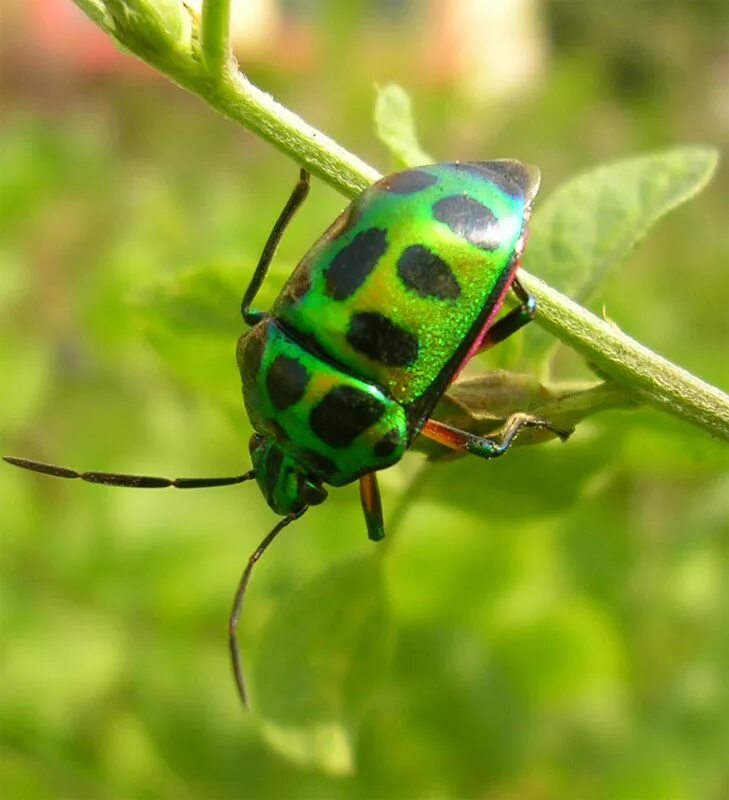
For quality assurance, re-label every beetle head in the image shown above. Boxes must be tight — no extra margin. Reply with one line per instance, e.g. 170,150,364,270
248,433,327,515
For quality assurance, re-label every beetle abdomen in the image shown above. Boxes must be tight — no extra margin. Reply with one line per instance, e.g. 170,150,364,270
272,161,539,428
238,320,408,486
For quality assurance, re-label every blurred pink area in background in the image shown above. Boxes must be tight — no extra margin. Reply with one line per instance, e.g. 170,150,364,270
2,0,317,83
25,0,148,75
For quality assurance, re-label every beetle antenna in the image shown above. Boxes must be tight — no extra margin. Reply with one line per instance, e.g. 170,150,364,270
3,456,254,489
228,507,308,708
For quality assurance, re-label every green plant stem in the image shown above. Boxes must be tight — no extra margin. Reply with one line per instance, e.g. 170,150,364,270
213,72,381,195
71,0,729,442
520,274,729,439
200,0,231,74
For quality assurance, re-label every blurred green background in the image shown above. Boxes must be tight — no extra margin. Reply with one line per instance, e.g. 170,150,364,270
1,1,728,798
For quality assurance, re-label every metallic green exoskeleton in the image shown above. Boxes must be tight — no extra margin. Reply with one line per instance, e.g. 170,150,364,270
4,160,571,707
239,162,543,515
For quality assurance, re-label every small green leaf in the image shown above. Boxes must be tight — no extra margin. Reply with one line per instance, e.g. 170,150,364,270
493,598,626,707
374,84,433,168
136,266,240,339
133,266,243,410
426,371,634,460
252,554,393,774
527,147,718,303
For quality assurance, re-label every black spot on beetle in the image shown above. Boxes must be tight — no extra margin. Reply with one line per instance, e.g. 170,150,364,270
347,312,419,367
300,449,338,478
373,429,401,459
382,170,438,194
397,244,461,300
451,161,538,199
266,354,310,411
450,162,493,178
310,386,385,448
433,194,500,250
264,445,284,501
325,228,388,301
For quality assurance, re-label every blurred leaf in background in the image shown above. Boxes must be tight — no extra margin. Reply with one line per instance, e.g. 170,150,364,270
1,1,728,799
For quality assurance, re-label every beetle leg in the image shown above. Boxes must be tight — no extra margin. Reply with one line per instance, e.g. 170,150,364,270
359,472,385,542
421,414,572,460
474,275,536,355
241,168,311,327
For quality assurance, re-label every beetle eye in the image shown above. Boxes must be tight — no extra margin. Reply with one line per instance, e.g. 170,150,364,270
300,479,327,506
248,433,265,454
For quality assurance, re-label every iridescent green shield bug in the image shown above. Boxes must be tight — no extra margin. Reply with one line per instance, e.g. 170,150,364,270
5,161,571,706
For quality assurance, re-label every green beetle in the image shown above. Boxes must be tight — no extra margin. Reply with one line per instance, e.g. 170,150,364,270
5,161,570,705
